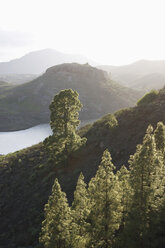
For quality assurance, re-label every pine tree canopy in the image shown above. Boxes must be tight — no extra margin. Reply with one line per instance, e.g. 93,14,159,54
44,89,86,165
39,122,165,248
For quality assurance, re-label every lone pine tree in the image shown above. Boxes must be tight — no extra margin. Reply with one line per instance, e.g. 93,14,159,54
44,89,86,166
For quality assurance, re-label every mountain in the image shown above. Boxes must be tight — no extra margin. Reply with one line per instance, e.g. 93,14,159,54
0,74,38,84
0,86,165,248
0,49,97,74
130,73,165,90
0,80,13,90
0,63,142,131
98,60,165,90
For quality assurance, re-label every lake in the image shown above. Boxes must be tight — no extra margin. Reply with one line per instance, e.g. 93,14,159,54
0,124,52,155
0,120,95,155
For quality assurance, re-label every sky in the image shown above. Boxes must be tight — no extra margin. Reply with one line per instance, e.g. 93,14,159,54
0,0,165,65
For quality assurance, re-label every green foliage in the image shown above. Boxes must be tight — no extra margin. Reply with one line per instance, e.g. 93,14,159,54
39,178,72,248
114,107,132,118
93,114,118,129
39,124,164,248
71,173,90,248
44,89,86,165
124,125,164,248
88,150,122,248
154,121,165,153
1,83,165,248
87,114,118,139
137,89,158,106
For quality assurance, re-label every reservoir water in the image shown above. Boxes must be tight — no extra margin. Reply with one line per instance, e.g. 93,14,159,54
0,124,52,155
0,120,95,155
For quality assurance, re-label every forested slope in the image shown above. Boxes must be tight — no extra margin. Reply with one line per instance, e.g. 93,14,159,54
0,87,165,247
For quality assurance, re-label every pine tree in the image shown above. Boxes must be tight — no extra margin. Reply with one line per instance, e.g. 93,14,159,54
156,195,165,248
124,125,164,248
44,89,86,165
39,178,72,248
116,165,132,247
154,122,165,153
154,123,165,247
88,149,122,248
71,173,90,248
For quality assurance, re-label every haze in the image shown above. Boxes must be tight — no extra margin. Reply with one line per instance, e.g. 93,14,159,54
0,0,165,65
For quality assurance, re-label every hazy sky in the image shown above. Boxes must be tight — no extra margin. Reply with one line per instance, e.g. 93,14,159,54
0,0,165,65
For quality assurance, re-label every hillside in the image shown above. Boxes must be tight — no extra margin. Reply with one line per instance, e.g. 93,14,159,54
0,87,165,248
0,49,96,74
130,73,165,90
0,81,14,91
99,59,165,90
0,74,38,85
0,63,142,131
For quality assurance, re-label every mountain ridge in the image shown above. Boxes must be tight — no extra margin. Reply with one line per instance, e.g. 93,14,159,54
98,59,165,90
0,49,97,74
0,63,142,131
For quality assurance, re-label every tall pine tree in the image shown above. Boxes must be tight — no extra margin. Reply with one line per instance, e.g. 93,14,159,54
44,89,86,166
71,173,90,248
39,178,72,248
116,165,132,247
154,122,165,248
88,149,122,248
154,122,165,153
124,125,164,248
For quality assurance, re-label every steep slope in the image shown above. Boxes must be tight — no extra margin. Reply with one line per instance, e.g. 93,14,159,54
0,49,96,74
99,59,165,90
0,63,142,131
0,87,165,248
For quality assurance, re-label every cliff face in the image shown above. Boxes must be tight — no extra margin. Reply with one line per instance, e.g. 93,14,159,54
0,63,142,131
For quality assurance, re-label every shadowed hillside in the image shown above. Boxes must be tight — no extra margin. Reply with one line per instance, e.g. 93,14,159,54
0,63,142,131
0,87,165,247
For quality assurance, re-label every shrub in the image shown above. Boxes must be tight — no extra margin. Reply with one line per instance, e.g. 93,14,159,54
137,90,158,106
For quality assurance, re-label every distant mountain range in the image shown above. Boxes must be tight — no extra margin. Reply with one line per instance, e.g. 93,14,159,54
98,60,165,91
0,63,143,131
0,74,38,84
1,50,165,91
0,49,97,74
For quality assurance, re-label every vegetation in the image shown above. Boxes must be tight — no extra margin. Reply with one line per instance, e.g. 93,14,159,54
44,89,86,166
39,178,72,248
39,124,165,248
1,87,165,247
137,89,158,106
0,63,143,131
